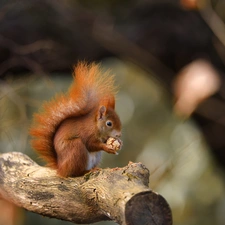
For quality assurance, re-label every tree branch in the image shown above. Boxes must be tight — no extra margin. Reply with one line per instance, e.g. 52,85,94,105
0,152,172,225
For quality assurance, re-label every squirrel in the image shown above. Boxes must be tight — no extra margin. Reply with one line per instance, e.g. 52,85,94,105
30,62,122,177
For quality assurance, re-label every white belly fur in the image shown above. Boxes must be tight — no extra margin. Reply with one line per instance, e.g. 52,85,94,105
86,151,102,170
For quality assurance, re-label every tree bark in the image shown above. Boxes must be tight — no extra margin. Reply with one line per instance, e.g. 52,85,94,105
0,152,172,225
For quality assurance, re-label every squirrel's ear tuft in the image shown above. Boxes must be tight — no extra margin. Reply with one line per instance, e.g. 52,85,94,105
98,106,106,119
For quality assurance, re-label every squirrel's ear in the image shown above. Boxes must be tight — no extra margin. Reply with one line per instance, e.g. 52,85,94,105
98,106,106,119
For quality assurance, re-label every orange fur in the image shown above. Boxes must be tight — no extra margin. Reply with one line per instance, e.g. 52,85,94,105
30,62,121,177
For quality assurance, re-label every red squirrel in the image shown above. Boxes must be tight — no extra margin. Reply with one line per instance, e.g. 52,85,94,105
30,62,122,177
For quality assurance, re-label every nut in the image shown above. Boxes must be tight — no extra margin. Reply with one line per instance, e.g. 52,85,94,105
106,137,122,151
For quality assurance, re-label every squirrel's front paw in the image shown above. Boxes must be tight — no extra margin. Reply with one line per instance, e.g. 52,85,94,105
102,145,117,154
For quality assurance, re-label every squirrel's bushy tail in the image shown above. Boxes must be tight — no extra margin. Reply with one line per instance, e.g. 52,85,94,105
70,62,116,110
30,62,117,168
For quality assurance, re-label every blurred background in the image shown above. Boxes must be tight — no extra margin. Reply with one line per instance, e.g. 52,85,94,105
1,0,225,225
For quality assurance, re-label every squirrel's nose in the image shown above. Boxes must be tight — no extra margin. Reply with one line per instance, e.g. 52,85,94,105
115,131,121,138
111,130,121,138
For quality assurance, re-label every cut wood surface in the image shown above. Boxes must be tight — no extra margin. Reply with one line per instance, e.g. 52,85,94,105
0,152,172,225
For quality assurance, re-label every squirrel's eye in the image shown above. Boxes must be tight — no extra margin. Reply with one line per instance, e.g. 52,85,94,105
106,121,113,127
